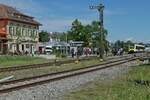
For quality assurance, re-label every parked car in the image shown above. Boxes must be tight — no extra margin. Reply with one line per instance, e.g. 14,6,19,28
45,46,53,54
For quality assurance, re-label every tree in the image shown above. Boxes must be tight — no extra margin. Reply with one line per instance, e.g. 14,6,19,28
112,40,134,52
91,21,108,58
114,40,124,49
64,19,108,58
58,32,69,43
104,40,110,56
68,19,84,41
67,19,93,47
82,25,93,46
39,31,49,42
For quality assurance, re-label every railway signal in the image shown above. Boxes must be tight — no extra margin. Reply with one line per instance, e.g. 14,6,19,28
90,2,105,58
90,3,105,29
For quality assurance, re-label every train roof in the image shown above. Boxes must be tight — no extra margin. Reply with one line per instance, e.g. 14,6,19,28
134,44,145,47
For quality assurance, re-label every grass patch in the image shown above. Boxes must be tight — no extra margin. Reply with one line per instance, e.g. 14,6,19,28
0,59,102,80
63,64,150,100
127,64,150,81
0,55,97,68
0,56,50,67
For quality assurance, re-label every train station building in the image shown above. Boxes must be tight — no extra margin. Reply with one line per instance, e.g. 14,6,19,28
0,4,41,54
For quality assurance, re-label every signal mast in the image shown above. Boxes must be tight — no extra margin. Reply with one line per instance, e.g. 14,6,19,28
90,1,105,58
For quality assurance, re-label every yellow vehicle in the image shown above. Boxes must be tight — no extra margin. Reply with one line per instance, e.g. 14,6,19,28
128,44,145,53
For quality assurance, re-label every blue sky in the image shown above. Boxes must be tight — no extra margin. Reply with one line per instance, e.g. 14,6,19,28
0,0,150,43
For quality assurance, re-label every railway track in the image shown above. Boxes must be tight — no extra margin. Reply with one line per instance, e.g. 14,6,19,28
0,55,139,94
0,56,97,72
0,55,129,72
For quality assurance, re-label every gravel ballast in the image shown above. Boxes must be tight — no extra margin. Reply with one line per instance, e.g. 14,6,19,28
0,60,140,100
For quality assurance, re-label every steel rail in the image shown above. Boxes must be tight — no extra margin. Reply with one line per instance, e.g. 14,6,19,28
0,56,138,94
0,55,129,72
0,55,130,85
0,56,97,72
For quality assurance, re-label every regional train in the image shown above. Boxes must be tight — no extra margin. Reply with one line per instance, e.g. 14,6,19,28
128,44,145,53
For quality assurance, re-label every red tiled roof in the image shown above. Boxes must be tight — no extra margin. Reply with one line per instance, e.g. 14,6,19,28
0,4,41,25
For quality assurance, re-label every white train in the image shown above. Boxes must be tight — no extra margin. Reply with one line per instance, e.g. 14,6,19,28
128,44,145,53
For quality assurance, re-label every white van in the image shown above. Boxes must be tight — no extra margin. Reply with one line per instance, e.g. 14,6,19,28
45,46,53,54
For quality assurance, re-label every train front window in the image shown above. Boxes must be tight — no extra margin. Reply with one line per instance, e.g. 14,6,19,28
136,46,145,50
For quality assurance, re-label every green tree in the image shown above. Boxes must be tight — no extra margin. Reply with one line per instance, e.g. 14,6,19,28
112,40,134,52
104,40,110,56
63,20,109,58
59,32,68,42
80,25,93,47
67,19,93,47
39,31,49,42
114,40,124,49
68,19,84,41
91,21,108,58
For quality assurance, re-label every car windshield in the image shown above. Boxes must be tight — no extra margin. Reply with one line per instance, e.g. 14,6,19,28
45,48,52,49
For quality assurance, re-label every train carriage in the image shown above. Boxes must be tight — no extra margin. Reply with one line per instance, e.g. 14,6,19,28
129,44,145,53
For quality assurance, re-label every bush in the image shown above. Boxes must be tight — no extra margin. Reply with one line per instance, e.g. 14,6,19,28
55,51,61,57
54,48,67,58
61,54,67,58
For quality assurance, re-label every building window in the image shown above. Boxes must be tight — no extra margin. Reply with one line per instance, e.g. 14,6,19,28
25,28,28,37
25,28,28,36
22,45,24,51
9,23,13,26
12,27,14,36
35,30,37,37
28,29,30,37
23,28,26,36
29,29,31,37
26,44,29,48
9,44,12,50
9,26,12,36
0,42,2,52
13,26,16,36
31,30,33,37
16,27,21,36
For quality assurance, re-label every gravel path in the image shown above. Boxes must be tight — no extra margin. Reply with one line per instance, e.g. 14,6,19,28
0,60,139,100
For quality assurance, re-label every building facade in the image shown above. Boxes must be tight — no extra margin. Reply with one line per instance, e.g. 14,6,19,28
0,4,41,54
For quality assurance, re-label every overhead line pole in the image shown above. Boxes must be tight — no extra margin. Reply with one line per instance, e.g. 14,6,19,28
90,2,105,58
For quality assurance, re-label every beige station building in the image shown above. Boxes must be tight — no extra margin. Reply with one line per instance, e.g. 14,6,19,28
0,4,41,54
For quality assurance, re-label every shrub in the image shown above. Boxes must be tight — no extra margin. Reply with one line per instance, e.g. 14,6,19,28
61,54,67,58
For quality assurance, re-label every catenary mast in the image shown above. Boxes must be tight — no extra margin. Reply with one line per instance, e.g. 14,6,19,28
90,1,105,58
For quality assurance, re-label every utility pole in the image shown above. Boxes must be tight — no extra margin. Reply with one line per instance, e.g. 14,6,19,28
90,3,105,29
90,2,105,58
65,33,68,55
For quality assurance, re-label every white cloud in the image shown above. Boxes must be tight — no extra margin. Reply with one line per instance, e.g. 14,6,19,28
40,19,72,32
0,0,126,32
125,37,146,43
125,37,135,42
0,0,51,15
40,18,92,32
0,0,34,10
